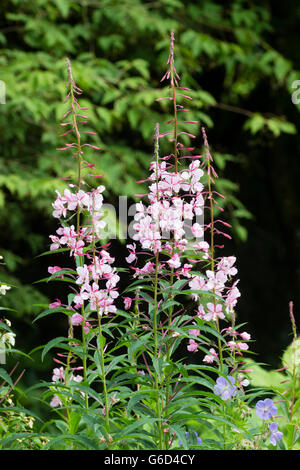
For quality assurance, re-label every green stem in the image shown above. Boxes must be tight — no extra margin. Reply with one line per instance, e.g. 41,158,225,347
207,157,224,372
70,87,82,234
97,312,110,431
90,208,110,445
152,125,164,449
162,68,179,450
153,250,164,449
81,317,89,410
64,78,86,423
206,151,227,449
171,72,178,173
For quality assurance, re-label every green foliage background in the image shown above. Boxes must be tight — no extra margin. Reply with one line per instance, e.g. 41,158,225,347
0,0,299,388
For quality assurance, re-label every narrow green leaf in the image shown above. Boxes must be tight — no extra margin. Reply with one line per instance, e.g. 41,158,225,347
0,367,14,387
42,336,68,361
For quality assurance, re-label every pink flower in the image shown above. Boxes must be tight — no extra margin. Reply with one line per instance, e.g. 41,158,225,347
69,238,85,257
73,290,89,307
52,367,65,382
238,374,250,387
188,275,208,301
126,243,137,264
196,304,206,319
203,348,218,363
134,261,155,278
106,272,120,289
206,270,227,294
240,331,251,341
180,263,192,278
189,327,200,337
75,189,90,209
49,235,60,251
187,339,198,352
167,253,181,269
225,282,241,314
71,313,84,326
191,223,203,239
194,241,209,257
123,297,132,311
100,250,115,264
217,256,238,277
62,188,78,211
126,253,136,264
52,190,67,218
49,299,61,309
227,340,248,352
48,266,62,275
71,373,83,383
205,303,225,321
76,265,90,285
50,394,63,408
83,321,92,334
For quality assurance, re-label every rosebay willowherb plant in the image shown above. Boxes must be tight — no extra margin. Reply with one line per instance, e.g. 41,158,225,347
120,31,259,450
1,31,289,451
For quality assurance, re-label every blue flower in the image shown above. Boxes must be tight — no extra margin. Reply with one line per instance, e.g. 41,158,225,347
269,422,283,446
256,398,277,420
213,375,237,401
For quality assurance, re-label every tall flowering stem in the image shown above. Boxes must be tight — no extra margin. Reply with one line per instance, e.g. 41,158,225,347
47,59,119,444
64,58,85,389
91,195,110,433
202,127,224,372
160,32,183,446
159,32,198,422
167,30,179,173
127,30,210,448
66,58,83,234
153,123,164,449
128,32,250,448
153,123,161,361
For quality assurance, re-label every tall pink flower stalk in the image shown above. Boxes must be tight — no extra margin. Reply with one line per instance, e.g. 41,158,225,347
125,31,211,448
126,30,251,418
48,59,119,433
188,127,250,368
128,31,206,285
126,32,212,341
